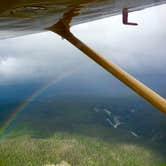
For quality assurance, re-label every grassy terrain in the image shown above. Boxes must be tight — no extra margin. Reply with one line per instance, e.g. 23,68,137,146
1,131,166,166
0,96,166,166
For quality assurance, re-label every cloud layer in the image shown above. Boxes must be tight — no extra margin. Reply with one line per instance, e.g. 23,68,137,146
0,4,166,85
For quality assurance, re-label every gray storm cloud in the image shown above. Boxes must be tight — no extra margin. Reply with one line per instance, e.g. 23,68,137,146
0,4,166,84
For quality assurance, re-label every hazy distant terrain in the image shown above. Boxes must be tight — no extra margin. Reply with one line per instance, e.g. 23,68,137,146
0,92,166,165
0,70,166,166
0,51,166,166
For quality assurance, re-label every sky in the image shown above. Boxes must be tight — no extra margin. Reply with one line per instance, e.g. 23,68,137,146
0,4,166,85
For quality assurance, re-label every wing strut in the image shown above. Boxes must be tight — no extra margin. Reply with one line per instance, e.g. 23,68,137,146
48,7,166,114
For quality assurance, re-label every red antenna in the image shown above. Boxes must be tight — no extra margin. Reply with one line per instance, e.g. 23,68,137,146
122,8,138,26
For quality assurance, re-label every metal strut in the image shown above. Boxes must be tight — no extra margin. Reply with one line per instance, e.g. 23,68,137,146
48,20,166,114
122,8,138,26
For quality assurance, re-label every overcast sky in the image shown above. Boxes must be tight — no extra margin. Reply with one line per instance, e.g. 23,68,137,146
0,4,166,85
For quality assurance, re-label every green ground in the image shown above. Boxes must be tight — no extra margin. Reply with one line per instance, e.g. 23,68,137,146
0,133,165,166
0,96,166,166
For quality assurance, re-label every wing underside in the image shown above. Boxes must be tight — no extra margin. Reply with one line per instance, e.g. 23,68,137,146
0,0,166,39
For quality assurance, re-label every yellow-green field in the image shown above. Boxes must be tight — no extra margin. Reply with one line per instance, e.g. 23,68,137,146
0,97,166,166
0,130,166,166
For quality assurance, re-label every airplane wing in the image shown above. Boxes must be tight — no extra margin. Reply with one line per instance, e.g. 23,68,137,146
0,0,166,39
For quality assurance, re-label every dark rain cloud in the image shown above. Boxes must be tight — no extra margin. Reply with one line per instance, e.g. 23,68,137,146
0,4,166,84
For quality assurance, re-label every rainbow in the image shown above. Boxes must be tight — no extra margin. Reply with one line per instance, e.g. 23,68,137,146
0,71,75,139
0,82,51,138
